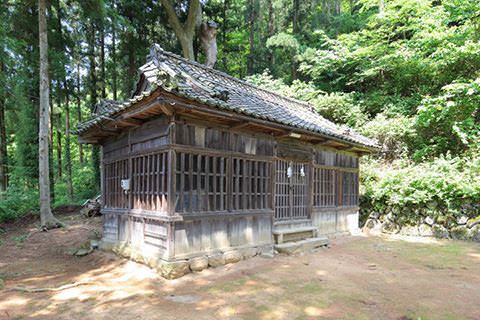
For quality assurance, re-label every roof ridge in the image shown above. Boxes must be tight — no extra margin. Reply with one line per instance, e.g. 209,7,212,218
151,45,314,111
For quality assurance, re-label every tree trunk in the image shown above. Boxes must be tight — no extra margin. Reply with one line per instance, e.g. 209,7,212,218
38,0,62,229
127,17,135,84
56,86,62,178
267,0,274,70
64,81,73,202
112,21,118,101
247,0,255,75
199,21,217,68
0,61,7,192
292,0,299,80
222,0,228,71
87,21,100,193
159,0,200,61
76,64,83,164
56,122,62,178
293,0,299,34
100,22,106,99
350,0,355,15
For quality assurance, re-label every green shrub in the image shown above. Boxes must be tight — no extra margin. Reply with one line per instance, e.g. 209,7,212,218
361,150,480,213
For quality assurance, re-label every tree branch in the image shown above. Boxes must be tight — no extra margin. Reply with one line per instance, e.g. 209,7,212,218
185,0,200,34
159,0,184,37
10,280,93,293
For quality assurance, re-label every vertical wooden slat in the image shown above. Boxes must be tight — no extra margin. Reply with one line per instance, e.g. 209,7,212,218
227,156,232,212
197,154,202,212
242,159,247,210
180,152,185,212
204,156,210,211
189,153,193,212
147,155,151,210
167,150,175,216
212,156,217,211
161,152,166,213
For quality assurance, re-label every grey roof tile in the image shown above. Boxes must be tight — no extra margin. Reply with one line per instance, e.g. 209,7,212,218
73,44,378,149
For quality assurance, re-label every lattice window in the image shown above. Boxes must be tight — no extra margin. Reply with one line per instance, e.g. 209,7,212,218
175,153,227,213
104,159,129,209
131,152,168,212
313,167,337,207
341,171,359,206
232,158,272,211
274,160,309,220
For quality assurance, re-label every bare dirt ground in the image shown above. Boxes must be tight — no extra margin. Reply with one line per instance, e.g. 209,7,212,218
1,212,479,320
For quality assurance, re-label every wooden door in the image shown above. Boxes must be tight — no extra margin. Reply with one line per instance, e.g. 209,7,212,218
274,160,309,221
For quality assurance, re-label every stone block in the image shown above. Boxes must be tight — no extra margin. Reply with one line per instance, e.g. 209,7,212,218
240,247,257,260
158,260,190,279
418,224,433,237
208,254,225,267
190,257,208,272
224,250,242,264
451,226,469,240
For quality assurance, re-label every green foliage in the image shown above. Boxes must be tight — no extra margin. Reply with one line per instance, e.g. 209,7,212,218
359,112,415,156
0,186,39,223
414,78,480,161
361,151,480,209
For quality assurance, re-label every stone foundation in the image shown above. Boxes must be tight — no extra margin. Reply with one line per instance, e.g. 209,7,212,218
100,240,274,279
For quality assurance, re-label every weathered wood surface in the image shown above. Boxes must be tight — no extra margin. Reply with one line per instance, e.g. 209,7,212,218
100,112,362,261
173,214,273,257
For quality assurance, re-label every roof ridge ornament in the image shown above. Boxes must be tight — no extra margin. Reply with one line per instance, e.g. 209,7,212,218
148,44,165,63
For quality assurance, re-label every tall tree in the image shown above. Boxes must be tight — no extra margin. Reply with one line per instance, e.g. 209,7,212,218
64,80,73,202
0,60,6,193
38,0,62,228
159,0,200,60
247,0,255,74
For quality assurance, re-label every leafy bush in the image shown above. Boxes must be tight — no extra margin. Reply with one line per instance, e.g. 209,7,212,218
359,112,415,157
361,151,480,210
0,185,39,223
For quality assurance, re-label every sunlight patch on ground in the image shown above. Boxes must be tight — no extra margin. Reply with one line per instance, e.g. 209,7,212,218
383,234,441,244
0,296,28,307
218,306,236,317
468,252,480,261
304,306,326,317
316,269,328,276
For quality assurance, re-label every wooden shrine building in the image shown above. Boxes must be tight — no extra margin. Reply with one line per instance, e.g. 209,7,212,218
74,44,378,278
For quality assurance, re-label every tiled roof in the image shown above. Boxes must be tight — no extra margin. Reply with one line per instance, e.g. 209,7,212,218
73,44,379,150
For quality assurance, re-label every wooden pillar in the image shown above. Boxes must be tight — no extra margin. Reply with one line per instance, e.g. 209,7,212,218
167,115,176,216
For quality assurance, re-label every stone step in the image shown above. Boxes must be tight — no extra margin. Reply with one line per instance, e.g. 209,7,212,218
273,226,318,244
274,237,330,255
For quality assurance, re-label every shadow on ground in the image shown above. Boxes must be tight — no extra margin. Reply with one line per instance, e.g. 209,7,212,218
1,213,479,320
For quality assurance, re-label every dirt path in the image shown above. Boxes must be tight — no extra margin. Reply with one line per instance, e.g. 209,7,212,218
1,213,479,320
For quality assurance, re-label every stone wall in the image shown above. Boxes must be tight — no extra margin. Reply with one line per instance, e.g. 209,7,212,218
360,200,480,241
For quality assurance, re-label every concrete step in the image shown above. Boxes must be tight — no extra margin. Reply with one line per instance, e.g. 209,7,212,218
273,226,318,244
274,237,330,255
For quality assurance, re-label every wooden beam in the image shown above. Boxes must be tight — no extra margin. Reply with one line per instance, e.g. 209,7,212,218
231,121,251,129
77,137,98,144
275,130,293,138
115,118,143,127
119,99,162,120
312,139,331,145
159,103,174,116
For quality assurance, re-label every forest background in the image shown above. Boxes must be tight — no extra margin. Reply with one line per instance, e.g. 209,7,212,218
0,0,479,231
